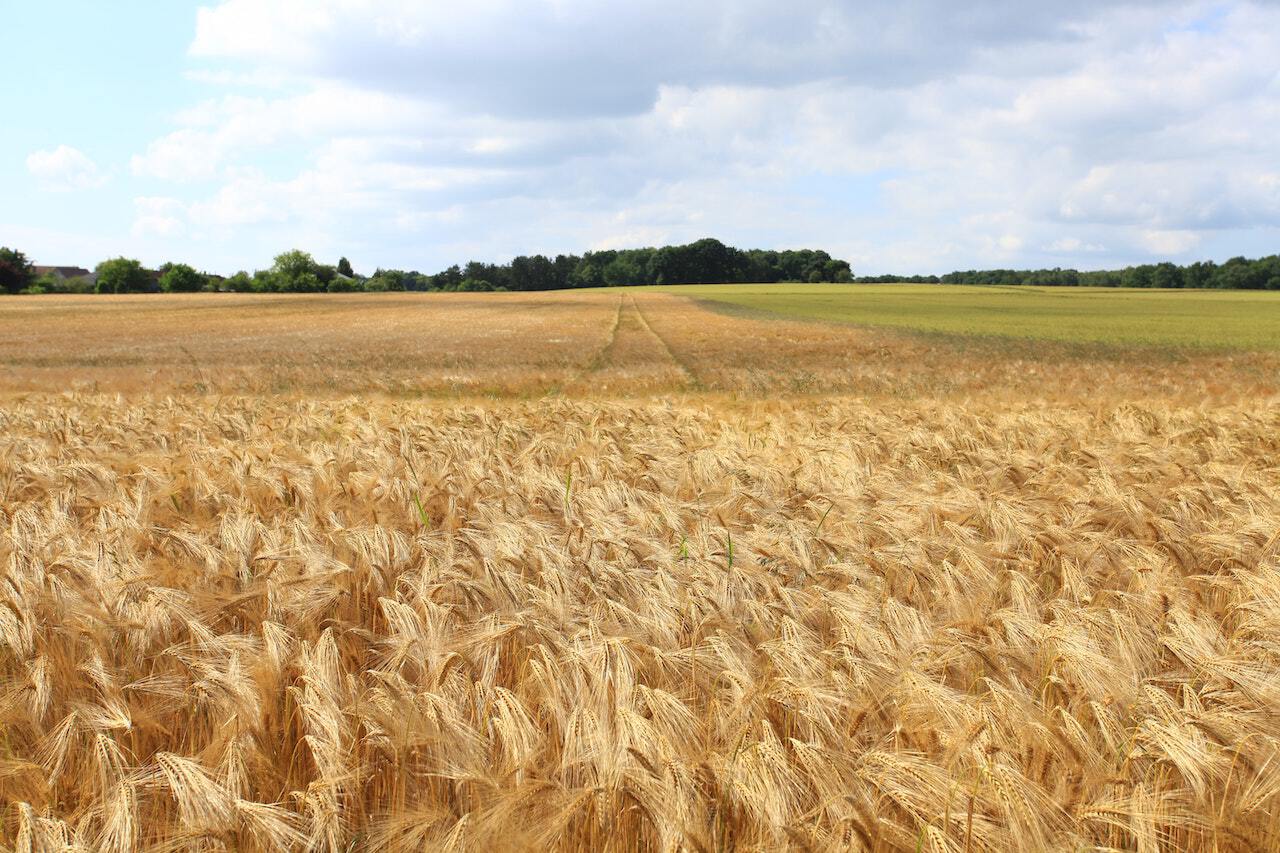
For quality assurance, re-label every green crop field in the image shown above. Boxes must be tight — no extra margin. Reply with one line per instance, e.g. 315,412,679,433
655,283,1280,350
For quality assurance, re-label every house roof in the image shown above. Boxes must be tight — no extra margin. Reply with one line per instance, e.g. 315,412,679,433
34,266,92,279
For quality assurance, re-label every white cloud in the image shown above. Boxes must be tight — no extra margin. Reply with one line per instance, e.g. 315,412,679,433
116,0,1280,272
1047,237,1105,253
1140,229,1202,255
132,197,187,237
132,129,223,182
998,234,1025,253
187,170,290,227
130,86,442,183
26,145,107,191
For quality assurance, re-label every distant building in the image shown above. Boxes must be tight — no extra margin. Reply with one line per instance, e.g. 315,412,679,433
34,265,92,280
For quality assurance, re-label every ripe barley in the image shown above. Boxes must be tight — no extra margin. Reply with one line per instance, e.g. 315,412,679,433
2,393,1279,851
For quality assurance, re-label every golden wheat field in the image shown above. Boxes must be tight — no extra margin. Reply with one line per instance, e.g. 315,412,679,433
3,290,1280,851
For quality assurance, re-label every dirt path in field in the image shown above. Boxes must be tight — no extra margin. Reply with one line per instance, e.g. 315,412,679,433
560,294,697,395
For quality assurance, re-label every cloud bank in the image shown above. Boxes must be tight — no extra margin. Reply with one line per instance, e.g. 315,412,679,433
122,0,1280,272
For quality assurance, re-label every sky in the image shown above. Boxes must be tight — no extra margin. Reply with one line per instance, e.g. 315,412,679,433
2,0,1278,276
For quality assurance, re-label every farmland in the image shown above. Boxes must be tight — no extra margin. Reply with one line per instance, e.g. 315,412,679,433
3,288,1280,851
663,283,1280,350
2,288,1278,398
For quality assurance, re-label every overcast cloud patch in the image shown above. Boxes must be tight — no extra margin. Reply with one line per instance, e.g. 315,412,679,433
106,0,1280,272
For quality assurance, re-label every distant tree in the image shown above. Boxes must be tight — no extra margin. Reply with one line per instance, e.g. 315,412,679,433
603,253,648,286
366,269,407,291
64,276,97,293
30,272,63,293
461,260,513,290
271,250,323,292
251,270,278,292
861,255,1280,290
1183,260,1216,289
159,262,206,293
326,274,360,292
337,256,355,277
1258,255,1280,291
1212,257,1253,290
436,265,463,290
647,246,680,285
553,254,578,288
95,257,152,294
0,247,34,294
509,255,558,291
826,259,854,282
1121,265,1155,289
743,250,781,282
34,273,96,294
571,260,606,289
224,271,252,292
1151,262,1183,289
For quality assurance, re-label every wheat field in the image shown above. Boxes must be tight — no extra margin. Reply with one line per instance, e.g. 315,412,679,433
3,290,1280,851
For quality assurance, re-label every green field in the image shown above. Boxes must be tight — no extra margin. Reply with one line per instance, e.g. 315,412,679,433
654,283,1280,350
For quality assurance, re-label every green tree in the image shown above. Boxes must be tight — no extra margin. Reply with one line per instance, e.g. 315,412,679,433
509,255,557,291
436,265,463,290
95,257,153,294
326,274,360,292
1183,260,1216,289
1150,262,1184,289
1213,257,1258,289
570,260,605,288
825,259,853,282
337,256,355,277
224,271,252,292
0,247,34,294
272,250,323,292
159,263,206,293
251,270,278,292
366,269,407,291
61,276,97,294
1121,265,1155,289
30,272,62,293
1258,255,1280,291
603,253,648,286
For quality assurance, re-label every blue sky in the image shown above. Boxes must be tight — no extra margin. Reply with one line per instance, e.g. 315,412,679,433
3,1,1279,275
3,5,215,240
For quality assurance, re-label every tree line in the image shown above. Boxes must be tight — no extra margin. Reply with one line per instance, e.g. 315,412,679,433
0,239,853,295
858,255,1280,290
6,242,1280,294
